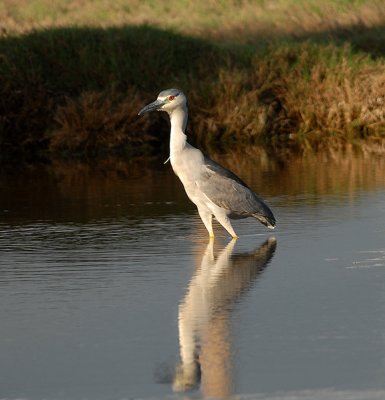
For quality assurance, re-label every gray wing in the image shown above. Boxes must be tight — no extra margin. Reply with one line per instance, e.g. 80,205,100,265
198,156,276,226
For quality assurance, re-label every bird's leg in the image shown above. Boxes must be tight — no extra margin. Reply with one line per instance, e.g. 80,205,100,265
201,237,215,265
198,208,214,238
213,212,238,239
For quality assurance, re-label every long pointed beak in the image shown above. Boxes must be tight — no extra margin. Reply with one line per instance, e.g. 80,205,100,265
138,99,166,116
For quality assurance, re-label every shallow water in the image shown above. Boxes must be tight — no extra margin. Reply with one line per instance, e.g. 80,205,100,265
0,152,385,399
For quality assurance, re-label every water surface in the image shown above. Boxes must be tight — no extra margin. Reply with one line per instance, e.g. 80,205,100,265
0,152,385,399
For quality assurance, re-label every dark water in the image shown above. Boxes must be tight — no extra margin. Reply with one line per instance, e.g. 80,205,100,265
1,152,385,399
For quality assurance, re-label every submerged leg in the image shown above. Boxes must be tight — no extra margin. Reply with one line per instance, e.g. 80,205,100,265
213,210,238,239
198,208,214,238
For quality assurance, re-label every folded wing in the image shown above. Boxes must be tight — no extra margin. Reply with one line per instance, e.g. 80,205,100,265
198,156,276,228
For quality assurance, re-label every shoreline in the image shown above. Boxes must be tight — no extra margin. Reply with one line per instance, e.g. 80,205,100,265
1,2,384,162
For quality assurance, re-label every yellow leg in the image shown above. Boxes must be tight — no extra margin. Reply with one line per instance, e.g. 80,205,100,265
214,211,238,239
198,208,214,238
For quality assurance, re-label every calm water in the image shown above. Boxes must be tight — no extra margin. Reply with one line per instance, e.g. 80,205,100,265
1,152,385,399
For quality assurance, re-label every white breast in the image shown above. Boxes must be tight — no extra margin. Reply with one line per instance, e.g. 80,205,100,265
171,146,212,210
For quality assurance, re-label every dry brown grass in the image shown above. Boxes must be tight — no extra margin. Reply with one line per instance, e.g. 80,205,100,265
1,1,385,161
187,44,385,152
50,90,153,156
0,77,54,160
278,48,385,150
189,65,294,147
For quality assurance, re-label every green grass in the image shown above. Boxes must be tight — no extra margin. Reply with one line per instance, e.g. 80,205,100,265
1,0,382,36
0,1,385,161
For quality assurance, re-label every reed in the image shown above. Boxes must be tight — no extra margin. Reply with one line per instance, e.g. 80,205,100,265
0,1,384,161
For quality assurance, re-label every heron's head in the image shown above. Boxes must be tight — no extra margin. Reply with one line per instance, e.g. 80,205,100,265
138,89,186,116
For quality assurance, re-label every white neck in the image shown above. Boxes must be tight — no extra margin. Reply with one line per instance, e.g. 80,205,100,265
169,106,188,157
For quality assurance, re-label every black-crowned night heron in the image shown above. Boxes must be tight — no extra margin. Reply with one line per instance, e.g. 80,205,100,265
173,237,277,392
138,89,276,238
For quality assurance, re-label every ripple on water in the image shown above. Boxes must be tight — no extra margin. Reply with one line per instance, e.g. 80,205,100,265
1,157,385,399
0,217,196,304
347,249,385,269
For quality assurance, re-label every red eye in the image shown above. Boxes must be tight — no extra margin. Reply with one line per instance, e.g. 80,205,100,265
169,95,175,101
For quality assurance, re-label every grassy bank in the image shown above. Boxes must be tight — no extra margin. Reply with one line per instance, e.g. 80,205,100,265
0,1,385,161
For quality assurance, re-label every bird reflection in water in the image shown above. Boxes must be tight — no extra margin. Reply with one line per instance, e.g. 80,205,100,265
173,237,277,397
